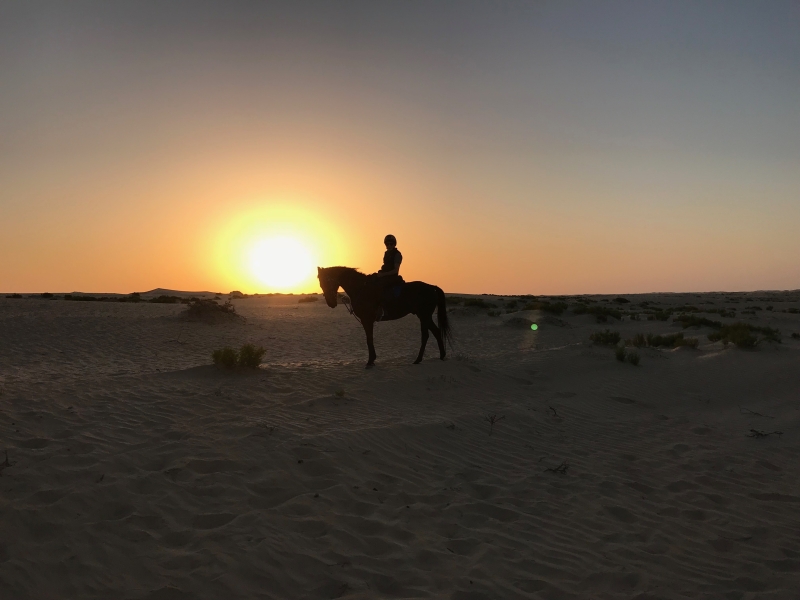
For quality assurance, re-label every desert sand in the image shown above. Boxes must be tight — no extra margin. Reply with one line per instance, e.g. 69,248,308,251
1,290,799,599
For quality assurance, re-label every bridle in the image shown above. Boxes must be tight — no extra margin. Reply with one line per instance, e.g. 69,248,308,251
322,273,362,325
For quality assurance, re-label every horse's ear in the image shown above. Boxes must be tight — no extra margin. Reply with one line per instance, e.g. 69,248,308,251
317,266,321,274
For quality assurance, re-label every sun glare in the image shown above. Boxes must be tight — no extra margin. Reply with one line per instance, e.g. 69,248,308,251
250,236,314,289
212,201,344,294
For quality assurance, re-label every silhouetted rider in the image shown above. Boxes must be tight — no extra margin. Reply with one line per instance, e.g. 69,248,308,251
372,234,403,320
377,234,402,284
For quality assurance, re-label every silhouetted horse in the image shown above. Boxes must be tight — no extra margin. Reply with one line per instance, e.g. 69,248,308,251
317,266,452,367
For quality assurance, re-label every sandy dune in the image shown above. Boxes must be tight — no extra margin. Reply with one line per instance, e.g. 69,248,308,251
1,292,799,599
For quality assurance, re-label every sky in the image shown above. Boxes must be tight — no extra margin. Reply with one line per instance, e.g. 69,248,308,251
1,0,798,295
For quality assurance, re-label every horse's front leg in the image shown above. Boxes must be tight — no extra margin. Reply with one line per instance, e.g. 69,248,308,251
363,319,377,368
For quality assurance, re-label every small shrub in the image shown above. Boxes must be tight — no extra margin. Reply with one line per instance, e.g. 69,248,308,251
756,326,781,343
590,330,621,346
298,295,319,303
677,337,699,349
150,295,182,304
487,310,501,317
674,314,722,329
708,323,757,349
5,293,22,299
786,308,799,314
574,305,621,322
186,298,236,320
792,333,800,340
613,297,630,304
647,333,678,347
626,351,640,366
615,346,626,361
464,298,497,309
238,344,266,368
647,310,672,321
40,292,54,299
673,305,699,313
628,333,647,347
334,389,345,398
212,347,238,368
521,300,567,314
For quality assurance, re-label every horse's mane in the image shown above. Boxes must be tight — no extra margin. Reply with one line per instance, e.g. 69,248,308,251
324,266,368,280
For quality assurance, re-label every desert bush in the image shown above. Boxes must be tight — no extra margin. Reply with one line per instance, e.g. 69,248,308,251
520,300,564,314
150,295,182,304
786,308,799,314
647,310,672,321
40,292,54,299
212,344,266,369
298,295,319,303
626,351,640,365
212,347,238,368
756,325,781,343
674,315,722,329
673,305,699,313
792,333,800,340
647,332,700,348
574,305,621,322
5,293,22,298
628,333,647,347
464,298,497,309
186,298,236,320
487,310,501,317
708,323,757,348
613,297,630,304
705,308,736,318
238,344,266,368
590,330,621,346
615,346,626,361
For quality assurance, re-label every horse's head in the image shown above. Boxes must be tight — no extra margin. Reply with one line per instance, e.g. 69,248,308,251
317,267,338,308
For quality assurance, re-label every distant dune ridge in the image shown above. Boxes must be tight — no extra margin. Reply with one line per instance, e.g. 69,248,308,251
1,290,799,598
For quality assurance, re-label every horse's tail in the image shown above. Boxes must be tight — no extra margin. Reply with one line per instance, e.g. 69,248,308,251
435,287,453,348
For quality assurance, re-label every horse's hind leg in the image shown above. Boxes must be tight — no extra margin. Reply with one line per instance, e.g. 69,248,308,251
428,321,446,360
413,316,430,364
363,320,377,368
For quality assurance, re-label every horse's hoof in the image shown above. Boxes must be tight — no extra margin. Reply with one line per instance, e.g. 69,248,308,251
412,359,422,365
365,363,375,369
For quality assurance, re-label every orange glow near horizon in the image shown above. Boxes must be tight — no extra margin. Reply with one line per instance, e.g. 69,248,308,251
212,202,344,294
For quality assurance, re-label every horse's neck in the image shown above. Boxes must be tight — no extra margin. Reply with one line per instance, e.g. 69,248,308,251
337,269,365,296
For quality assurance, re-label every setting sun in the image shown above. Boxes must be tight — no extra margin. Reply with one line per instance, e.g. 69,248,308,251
211,201,346,294
249,236,314,289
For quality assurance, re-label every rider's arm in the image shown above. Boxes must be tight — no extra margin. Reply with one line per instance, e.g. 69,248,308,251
377,254,402,277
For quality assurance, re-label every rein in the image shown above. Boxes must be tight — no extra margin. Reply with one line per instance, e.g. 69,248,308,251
342,294,362,325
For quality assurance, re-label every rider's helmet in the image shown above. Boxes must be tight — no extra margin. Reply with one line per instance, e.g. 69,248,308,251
384,234,397,246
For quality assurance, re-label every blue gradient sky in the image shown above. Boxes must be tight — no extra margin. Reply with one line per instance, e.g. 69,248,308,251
1,1,798,294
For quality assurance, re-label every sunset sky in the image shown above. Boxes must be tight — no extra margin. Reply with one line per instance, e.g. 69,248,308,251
2,1,798,295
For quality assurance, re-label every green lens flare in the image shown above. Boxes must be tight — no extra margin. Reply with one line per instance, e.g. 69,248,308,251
531,323,538,330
